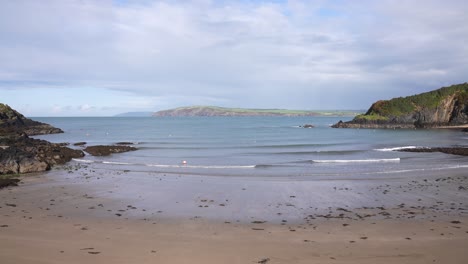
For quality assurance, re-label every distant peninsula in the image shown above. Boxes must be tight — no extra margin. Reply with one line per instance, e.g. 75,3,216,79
332,83,468,129
153,106,361,117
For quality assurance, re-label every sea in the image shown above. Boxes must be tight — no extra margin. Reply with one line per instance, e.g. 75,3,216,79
32,116,468,180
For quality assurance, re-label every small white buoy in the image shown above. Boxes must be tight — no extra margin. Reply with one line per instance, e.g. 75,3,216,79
182,160,187,165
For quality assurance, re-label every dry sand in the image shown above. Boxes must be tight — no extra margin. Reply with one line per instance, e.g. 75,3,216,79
1,163,467,264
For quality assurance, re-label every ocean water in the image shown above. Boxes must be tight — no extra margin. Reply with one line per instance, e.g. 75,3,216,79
33,116,468,179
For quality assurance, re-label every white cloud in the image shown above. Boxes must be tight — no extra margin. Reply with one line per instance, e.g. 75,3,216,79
0,0,467,114
79,104,93,112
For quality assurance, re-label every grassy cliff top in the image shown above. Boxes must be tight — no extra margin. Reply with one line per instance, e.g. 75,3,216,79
357,83,468,120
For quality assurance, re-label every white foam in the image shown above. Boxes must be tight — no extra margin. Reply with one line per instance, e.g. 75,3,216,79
374,146,420,152
146,164,255,169
72,158,95,163
371,164,468,174
102,161,133,165
312,158,400,163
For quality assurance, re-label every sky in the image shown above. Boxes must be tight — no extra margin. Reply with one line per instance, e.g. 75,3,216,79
1,0,467,116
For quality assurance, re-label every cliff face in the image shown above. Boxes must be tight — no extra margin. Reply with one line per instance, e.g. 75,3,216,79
334,84,468,128
0,103,84,175
0,104,63,135
332,83,468,129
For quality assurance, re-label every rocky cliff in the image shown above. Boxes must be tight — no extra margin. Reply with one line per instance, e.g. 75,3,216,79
1,104,84,175
0,134,84,174
332,83,468,129
0,104,63,135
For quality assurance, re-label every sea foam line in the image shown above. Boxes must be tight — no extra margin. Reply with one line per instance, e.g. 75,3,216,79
371,164,468,174
374,146,420,152
102,161,133,165
312,158,400,163
72,158,254,169
72,158,95,163
146,164,255,169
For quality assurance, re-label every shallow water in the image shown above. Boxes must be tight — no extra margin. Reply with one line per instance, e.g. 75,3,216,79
33,116,468,178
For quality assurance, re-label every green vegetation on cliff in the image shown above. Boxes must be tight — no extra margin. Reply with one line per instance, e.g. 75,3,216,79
354,113,389,121
333,82,468,129
364,83,468,119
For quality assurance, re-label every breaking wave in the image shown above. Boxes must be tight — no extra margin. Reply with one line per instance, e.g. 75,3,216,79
72,158,255,169
312,158,401,163
374,146,422,152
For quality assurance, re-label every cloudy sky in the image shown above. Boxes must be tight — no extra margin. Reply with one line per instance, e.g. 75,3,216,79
1,0,467,116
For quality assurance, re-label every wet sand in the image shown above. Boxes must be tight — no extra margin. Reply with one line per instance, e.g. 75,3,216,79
1,162,468,263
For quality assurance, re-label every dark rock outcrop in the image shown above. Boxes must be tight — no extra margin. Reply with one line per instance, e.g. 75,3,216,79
0,104,63,136
115,142,135,145
0,134,84,174
332,83,468,129
84,145,137,156
300,124,315,128
0,103,85,175
0,104,141,176
0,178,20,189
397,147,468,156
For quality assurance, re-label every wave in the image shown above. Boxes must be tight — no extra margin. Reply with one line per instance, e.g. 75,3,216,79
370,164,468,174
72,158,95,163
146,164,255,169
374,146,421,152
312,158,401,163
254,143,338,149
254,164,294,168
72,158,254,169
102,161,133,165
266,150,364,155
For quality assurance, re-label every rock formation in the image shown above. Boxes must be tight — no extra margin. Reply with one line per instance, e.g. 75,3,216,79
0,103,63,135
0,133,84,174
0,178,20,189
1,104,84,175
1,104,140,176
332,83,468,129
84,145,137,156
397,147,468,156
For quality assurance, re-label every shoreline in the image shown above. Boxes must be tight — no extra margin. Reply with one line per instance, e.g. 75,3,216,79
1,164,468,263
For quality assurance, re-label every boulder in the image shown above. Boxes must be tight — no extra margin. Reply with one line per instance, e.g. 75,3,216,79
18,157,49,174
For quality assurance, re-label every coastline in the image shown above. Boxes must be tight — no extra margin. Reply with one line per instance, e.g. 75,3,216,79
1,164,467,263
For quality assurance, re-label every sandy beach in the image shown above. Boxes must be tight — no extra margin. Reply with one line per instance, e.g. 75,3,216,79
1,162,468,264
